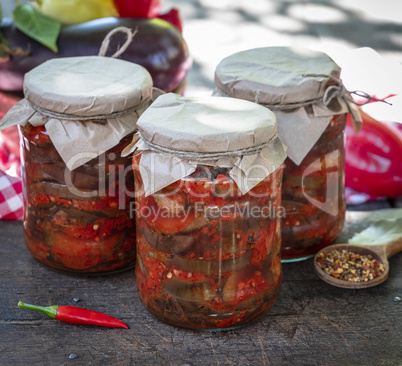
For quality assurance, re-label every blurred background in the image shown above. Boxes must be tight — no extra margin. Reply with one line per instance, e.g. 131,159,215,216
1,0,401,216
2,0,402,96
161,0,402,96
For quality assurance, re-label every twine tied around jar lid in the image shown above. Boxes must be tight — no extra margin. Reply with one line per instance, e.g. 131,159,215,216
27,26,142,125
133,132,278,161
255,73,391,130
214,47,392,165
29,97,151,125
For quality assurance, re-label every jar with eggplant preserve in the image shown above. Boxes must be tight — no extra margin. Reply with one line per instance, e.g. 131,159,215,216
123,93,287,330
214,47,362,262
0,56,154,273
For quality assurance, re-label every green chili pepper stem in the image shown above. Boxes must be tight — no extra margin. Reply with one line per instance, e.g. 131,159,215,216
18,301,58,318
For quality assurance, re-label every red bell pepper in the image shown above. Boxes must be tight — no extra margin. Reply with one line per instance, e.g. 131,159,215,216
113,0,161,18
345,110,402,197
112,0,182,32
158,8,182,33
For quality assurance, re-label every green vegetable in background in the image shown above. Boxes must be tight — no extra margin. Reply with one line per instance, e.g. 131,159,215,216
0,3,30,60
37,0,118,25
349,210,402,245
12,4,61,53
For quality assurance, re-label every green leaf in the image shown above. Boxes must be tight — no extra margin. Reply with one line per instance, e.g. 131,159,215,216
12,3,61,53
348,213,402,245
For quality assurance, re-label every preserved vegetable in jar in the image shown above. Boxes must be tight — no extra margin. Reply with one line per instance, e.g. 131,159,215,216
124,93,287,329
1,55,154,273
20,125,136,273
280,114,346,260
214,47,362,262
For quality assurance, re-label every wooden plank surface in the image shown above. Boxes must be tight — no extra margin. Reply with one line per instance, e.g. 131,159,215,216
0,210,401,366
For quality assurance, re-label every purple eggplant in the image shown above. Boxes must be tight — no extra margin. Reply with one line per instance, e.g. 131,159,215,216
0,17,191,93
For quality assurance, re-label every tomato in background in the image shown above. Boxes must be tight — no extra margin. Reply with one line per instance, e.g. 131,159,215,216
345,110,402,197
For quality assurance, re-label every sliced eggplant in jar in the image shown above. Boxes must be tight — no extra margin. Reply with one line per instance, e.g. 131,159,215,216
231,285,281,312
217,215,262,237
28,143,63,164
47,207,113,227
180,215,209,233
263,257,282,287
187,233,252,260
261,229,281,270
222,266,255,303
30,163,101,189
162,278,216,303
136,255,146,276
223,263,281,305
141,226,195,255
28,182,106,201
170,250,253,275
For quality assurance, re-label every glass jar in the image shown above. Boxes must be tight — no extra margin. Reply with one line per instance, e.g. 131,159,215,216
214,47,356,262
133,157,284,330
1,55,154,273
126,93,287,330
20,124,136,273
281,114,346,260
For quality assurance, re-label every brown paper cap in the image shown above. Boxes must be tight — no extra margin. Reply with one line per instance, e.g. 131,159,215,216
24,56,152,116
137,93,278,153
214,47,340,105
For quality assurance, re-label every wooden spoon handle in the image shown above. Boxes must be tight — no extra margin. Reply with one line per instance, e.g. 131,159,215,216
386,237,402,258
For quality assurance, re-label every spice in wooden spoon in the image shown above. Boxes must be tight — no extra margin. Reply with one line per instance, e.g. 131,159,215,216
314,214,402,289
316,248,385,282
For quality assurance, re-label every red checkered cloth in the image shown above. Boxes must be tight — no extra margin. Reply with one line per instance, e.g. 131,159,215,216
0,126,21,177
0,170,23,220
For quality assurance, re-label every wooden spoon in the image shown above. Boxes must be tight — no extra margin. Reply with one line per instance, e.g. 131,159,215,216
314,237,402,289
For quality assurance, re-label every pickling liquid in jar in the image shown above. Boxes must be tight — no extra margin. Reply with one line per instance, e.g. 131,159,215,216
281,114,346,261
133,156,284,330
20,124,136,274
213,47,355,262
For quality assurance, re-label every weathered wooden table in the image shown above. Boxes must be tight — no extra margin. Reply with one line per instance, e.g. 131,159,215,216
0,204,401,366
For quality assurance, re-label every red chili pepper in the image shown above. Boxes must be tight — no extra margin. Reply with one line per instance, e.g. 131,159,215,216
345,110,402,197
18,302,128,329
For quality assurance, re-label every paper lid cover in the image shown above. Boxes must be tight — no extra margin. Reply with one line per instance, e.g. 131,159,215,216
213,47,362,166
126,93,287,196
214,47,341,105
24,56,153,116
137,93,278,152
1,56,154,170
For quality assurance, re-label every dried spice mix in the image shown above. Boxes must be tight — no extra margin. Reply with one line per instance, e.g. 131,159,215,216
316,249,385,282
